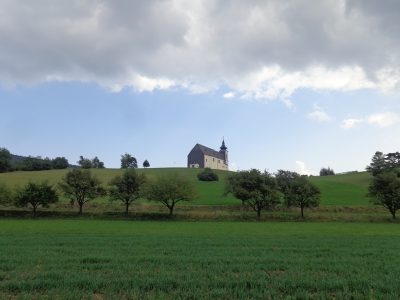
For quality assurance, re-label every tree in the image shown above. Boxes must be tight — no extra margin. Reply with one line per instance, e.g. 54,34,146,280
91,156,105,168
384,152,400,170
143,175,196,216
18,156,52,171
288,176,320,217
369,171,400,219
143,159,150,168
121,153,138,169
109,169,146,214
319,167,335,176
0,148,12,173
0,183,12,205
14,182,58,217
197,168,219,181
226,169,281,220
275,170,301,208
78,156,92,169
59,169,104,214
51,157,69,169
366,151,386,176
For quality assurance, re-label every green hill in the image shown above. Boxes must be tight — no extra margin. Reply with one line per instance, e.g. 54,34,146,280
0,168,372,206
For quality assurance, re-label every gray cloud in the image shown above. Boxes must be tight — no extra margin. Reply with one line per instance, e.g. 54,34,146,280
0,0,399,98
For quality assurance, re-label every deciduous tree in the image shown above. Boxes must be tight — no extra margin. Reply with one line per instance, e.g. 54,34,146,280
121,153,138,169
0,148,11,173
0,183,12,205
143,175,196,216
275,170,301,208
226,169,281,220
59,169,104,214
109,169,146,214
319,167,335,176
51,157,69,169
366,151,386,176
143,159,150,168
369,171,400,219
288,176,320,217
15,182,58,217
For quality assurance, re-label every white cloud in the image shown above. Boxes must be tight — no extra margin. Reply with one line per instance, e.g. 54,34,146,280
307,106,332,122
1,1,400,101
295,161,311,175
341,118,363,129
367,113,400,128
340,112,400,129
223,92,235,99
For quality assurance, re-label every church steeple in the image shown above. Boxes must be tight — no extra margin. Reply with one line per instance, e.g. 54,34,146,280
220,138,227,151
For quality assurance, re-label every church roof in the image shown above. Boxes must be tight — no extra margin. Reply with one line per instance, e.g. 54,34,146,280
192,143,225,160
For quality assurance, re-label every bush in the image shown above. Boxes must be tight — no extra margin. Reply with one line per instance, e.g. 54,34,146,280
197,168,219,181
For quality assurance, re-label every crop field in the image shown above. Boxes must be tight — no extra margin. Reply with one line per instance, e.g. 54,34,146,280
0,168,372,206
0,219,400,299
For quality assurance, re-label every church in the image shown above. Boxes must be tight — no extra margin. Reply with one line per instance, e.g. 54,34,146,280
187,140,229,170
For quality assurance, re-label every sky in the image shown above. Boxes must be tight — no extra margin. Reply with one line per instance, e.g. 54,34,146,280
1,0,400,175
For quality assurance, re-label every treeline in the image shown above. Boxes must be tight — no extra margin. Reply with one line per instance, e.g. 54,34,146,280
0,148,69,172
0,147,151,173
0,168,321,219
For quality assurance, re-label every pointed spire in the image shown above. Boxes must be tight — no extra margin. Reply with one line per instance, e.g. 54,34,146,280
220,138,227,151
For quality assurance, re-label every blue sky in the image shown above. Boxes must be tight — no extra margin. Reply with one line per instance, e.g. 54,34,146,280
1,1,400,174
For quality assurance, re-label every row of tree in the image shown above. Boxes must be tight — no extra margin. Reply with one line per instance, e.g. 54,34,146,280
0,168,321,219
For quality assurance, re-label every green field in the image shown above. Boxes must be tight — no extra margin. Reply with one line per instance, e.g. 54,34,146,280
0,219,399,299
0,168,372,207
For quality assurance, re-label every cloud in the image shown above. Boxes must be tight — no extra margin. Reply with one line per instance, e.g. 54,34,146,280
1,0,400,100
295,161,311,176
340,112,400,129
223,92,235,99
367,112,400,127
308,106,332,122
341,118,363,129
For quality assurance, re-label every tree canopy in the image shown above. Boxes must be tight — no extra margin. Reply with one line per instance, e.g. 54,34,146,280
369,171,400,219
143,175,196,216
15,182,58,216
59,169,104,214
109,169,146,214
0,148,12,173
226,169,281,220
143,159,150,168
121,153,138,169
319,167,335,176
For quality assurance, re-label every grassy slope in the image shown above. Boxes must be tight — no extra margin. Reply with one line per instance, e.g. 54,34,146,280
0,220,400,299
0,168,372,206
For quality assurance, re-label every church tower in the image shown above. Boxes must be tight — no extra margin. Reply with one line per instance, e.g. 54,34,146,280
219,139,228,166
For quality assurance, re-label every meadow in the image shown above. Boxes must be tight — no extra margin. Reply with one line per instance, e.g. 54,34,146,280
0,219,399,299
0,168,372,206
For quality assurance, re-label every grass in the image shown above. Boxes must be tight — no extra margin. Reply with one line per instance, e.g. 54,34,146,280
0,219,400,299
0,168,372,206
310,172,371,205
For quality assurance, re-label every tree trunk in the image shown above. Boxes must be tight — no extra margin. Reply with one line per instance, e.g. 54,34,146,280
125,202,129,215
257,209,261,221
301,206,304,218
32,205,37,218
391,210,396,220
79,203,83,215
168,204,175,216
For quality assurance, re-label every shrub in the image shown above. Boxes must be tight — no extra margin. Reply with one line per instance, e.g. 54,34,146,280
197,168,219,181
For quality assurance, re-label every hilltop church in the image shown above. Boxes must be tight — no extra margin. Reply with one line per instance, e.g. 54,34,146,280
187,140,229,170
